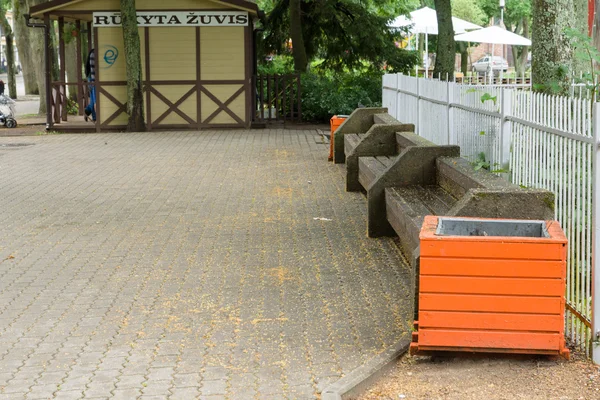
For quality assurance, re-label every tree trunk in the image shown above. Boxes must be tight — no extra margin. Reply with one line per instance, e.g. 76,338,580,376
573,0,589,73
0,3,17,99
65,34,78,102
50,21,59,82
289,0,308,72
31,29,47,114
512,18,529,77
433,0,455,80
25,0,48,114
12,0,38,94
459,43,468,75
532,0,574,94
120,0,145,131
595,0,600,56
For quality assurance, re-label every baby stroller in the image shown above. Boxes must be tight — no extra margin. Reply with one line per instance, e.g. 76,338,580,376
0,94,17,128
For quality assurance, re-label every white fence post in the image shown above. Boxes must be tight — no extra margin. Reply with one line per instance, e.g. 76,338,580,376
394,73,400,121
500,88,513,173
447,80,454,145
593,102,600,365
416,76,420,136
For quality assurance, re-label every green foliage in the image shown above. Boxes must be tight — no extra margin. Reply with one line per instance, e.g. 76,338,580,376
257,56,295,75
62,23,79,45
472,152,490,171
533,27,595,96
66,98,78,116
466,88,497,105
300,71,383,122
471,152,508,173
480,92,497,105
564,27,600,87
451,0,487,25
259,0,419,73
479,0,531,27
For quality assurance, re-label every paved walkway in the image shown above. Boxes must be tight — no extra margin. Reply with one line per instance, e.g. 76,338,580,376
0,130,411,399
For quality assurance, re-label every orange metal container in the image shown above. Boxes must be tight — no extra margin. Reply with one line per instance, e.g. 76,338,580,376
329,115,347,161
411,215,570,358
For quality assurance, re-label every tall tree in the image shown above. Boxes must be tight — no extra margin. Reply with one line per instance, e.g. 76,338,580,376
452,0,487,74
49,20,59,82
595,0,600,54
433,0,455,79
0,0,17,98
479,0,531,76
289,0,307,71
119,0,145,131
12,0,37,94
531,0,574,93
63,23,78,102
25,0,49,113
262,0,419,73
572,0,589,72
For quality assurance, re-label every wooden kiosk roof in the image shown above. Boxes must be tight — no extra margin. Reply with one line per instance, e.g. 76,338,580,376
30,0,260,17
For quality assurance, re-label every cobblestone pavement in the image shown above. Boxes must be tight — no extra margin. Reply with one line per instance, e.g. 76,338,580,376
0,130,412,399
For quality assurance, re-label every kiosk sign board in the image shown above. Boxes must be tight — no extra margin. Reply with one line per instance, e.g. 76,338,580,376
93,11,250,27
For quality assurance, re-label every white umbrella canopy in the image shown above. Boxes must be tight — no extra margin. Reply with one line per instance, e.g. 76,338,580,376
454,26,532,46
390,6,482,35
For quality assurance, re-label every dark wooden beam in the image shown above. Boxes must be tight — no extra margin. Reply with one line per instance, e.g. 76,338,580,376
76,20,83,115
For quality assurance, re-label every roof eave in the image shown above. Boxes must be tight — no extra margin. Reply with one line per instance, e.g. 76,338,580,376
30,0,259,17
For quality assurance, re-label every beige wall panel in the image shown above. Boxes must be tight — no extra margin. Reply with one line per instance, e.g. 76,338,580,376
158,113,188,125
200,27,244,80
210,111,235,124
149,28,196,81
62,0,220,11
202,84,243,102
200,92,218,121
201,85,245,124
200,84,241,122
97,27,125,82
150,86,197,125
150,93,169,122
211,92,245,124
97,27,146,81
99,86,128,125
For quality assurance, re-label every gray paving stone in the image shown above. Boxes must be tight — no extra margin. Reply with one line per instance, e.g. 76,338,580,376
0,130,411,399
53,390,84,400
111,388,141,399
168,387,200,399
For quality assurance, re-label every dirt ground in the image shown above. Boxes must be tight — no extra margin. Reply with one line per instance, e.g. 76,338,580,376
0,122,45,137
357,352,600,400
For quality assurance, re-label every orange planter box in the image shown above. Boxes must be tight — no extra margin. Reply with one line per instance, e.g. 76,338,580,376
328,115,347,161
411,216,569,358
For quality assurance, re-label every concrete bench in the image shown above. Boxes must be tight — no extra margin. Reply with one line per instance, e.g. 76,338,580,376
333,107,391,164
386,156,555,262
344,113,415,192
356,131,460,237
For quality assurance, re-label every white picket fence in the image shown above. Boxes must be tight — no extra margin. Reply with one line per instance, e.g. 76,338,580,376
382,73,600,362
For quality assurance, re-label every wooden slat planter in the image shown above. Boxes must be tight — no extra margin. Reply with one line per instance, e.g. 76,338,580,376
411,215,570,358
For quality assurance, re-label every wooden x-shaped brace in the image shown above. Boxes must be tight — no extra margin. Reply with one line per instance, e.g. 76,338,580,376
200,85,245,125
98,87,127,127
150,86,197,125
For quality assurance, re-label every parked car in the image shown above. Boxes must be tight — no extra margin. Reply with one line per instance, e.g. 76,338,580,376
471,55,509,74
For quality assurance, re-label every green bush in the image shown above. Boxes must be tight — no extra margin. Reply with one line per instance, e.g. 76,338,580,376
300,71,383,123
257,56,294,75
